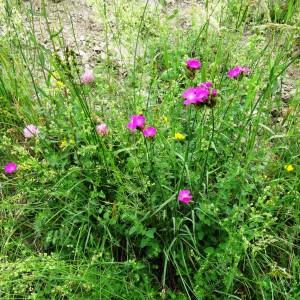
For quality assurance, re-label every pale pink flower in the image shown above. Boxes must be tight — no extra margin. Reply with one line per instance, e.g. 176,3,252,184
23,124,39,138
96,123,109,136
81,69,95,84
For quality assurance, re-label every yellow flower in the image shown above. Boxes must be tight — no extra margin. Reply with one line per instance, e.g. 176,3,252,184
162,116,169,124
285,164,294,172
174,132,186,141
55,80,65,88
59,139,68,149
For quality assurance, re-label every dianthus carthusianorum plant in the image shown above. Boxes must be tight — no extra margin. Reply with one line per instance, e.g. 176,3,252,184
0,0,299,299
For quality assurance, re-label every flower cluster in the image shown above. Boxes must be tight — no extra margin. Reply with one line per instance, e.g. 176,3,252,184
4,124,40,175
228,65,250,79
127,115,157,139
3,61,252,208
182,81,217,107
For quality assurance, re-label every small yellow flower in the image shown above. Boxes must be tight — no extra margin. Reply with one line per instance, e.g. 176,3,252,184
285,164,294,172
59,139,68,149
55,80,65,88
19,162,31,171
174,132,186,141
162,116,169,124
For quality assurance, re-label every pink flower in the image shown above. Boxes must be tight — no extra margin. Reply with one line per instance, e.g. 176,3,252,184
96,123,109,136
23,124,39,138
182,87,210,106
127,115,146,132
241,66,250,74
211,89,218,97
198,81,212,89
4,162,17,174
182,82,219,106
186,58,201,70
127,121,137,132
143,127,157,139
178,189,193,204
228,66,250,78
81,69,95,84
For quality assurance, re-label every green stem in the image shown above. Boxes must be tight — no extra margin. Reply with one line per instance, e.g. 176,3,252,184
199,108,215,192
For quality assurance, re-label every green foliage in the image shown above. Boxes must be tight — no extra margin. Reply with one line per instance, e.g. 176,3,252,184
0,253,155,299
0,0,299,298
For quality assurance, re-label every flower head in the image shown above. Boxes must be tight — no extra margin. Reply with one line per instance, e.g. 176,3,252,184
143,127,157,139
178,189,193,204
55,80,65,89
211,89,218,97
182,87,210,106
96,123,109,136
4,162,17,174
228,66,250,79
186,58,201,70
182,82,219,107
127,115,146,132
198,81,212,89
23,124,40,138
241,66,250,74
59,139,68,149
81,69,95,84
174,132,186,141
285,164,294,172
162,116,169,124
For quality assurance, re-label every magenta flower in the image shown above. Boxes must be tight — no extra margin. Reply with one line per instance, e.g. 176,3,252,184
96,123,109,136
182,87,210,106
127,115,146,132
127,121,137,132
143,127,157,139
81,69,95,84
228,66,250,79
182,82,219,107
23,124,39,138
211,89,218,97
198,81,212,89
186,58,201,70
178,189,193,204
241,66,250,74
4,162,18,174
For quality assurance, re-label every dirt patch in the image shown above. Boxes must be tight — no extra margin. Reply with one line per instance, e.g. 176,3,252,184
22,0,220,70
23,0,106,68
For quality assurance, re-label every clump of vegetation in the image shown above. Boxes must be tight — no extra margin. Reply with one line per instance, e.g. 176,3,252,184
1,0,299,298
